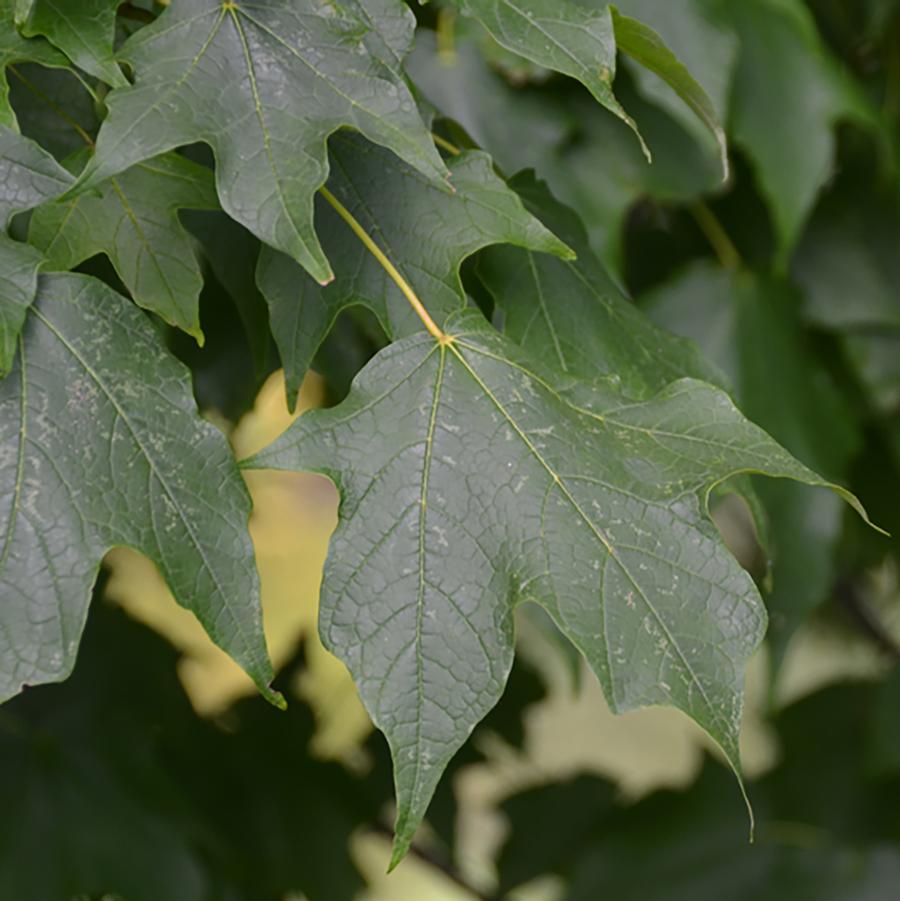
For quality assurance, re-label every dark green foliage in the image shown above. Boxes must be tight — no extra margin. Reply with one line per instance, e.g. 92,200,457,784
2,0,900,892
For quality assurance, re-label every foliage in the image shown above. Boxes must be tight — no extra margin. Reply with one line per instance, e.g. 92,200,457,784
2,0,900,896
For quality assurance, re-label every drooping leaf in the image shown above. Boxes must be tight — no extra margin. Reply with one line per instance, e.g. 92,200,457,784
0,0,70,129
720,0,877,262
0,124,72,374
70,0,449,284
29,150,219,341
20,0,127,88
644,261,860,671
446,0,649,157
611,0,737,136
476,172,723,394
610,5,728,178
255,132,572,408
245,308,868,863
0,273,278,706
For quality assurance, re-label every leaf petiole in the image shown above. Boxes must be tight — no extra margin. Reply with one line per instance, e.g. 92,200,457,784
318,185,449,343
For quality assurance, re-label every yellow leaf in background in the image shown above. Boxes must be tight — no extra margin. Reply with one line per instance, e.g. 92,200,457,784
105,370,372,758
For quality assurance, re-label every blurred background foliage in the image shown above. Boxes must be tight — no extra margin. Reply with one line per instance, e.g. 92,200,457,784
6,0,900,898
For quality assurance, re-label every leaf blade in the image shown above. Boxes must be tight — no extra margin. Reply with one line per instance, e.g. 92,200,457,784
0,273,278,707
69,0,449,284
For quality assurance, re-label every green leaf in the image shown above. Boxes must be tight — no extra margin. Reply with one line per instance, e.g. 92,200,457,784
256,132,572,408
476,172,724,395
0,124,72,374
0,0,71,129
722,0,876,262
245,308,867,863
70,0,449,284
0,273,278,707
29,151,219,341
446,0,649,158
20,0,127,88
643,262,860,671
610,5,728,178
406,32,574,178
610,0,737,131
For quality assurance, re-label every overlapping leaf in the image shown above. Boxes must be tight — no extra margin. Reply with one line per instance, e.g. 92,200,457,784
70,0,449,284
256,132,572,407
611,0,737,142
246,307,867,862
476,173,723,394
30,151,219,341
0,273,277,706
408,32,720,272
0,0,70,129
446,0,647,156
20,0,126,88
609,5,728,178
0,124,72,374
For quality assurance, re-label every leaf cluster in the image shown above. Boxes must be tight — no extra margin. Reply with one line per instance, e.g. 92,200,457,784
1,0,900,889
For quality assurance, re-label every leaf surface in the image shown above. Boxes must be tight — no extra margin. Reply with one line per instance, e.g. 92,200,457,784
30,151,219,341
0,273,277,706
71,0,448,284
0,124,72,373
246,309,865,862
256,132,572,407
447,0,648,156
644,262,860,671
21,0,126,88
477,173,723,395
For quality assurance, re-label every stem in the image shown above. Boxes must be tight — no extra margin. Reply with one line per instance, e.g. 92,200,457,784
436,7,457,64
690,200,742,270
319,186,448,343
432,132,461,156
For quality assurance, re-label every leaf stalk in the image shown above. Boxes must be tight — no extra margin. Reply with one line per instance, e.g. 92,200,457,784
319,185,448,342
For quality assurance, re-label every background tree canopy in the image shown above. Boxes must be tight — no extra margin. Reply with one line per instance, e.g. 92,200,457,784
2,0,900,898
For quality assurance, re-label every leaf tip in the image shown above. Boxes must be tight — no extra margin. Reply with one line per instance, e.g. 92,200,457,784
265,686,287,711
387,833,411,872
